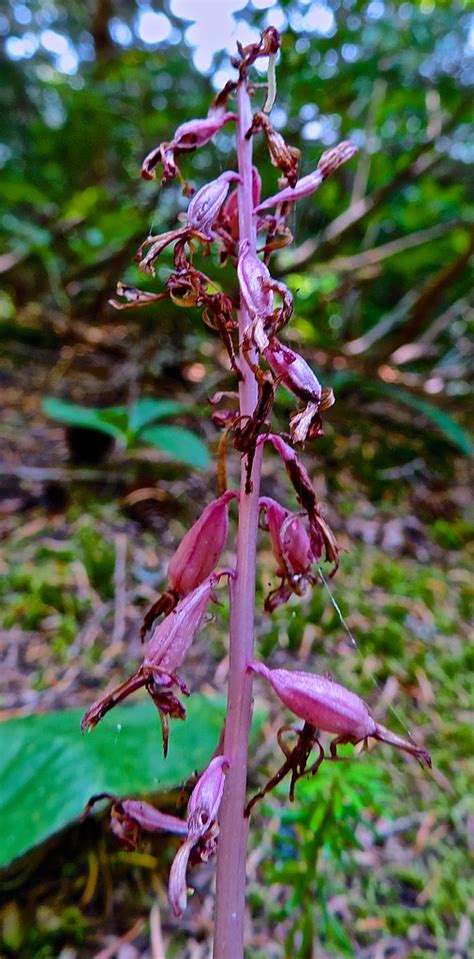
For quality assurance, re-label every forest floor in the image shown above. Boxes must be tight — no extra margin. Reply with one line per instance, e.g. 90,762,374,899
0,344,472,959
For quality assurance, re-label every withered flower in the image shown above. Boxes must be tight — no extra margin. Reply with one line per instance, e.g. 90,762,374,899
256,140,357,212
81,571,232,754
246,111,300,187
259,496,316,611
141,112,237,186
264,337,335,443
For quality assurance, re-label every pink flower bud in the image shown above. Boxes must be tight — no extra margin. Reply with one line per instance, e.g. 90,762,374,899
255,140,357,212
144,574,218,673
168,839,194,917
119,800,188,836
110,800,187,848
82,793,187,851
168,756,229,917
260,496,313,578
186,172,240,237
264,338,322,404
260,434,340,571
173,113,236,151
215,168,262,259
220,166,262,229
250,662,375,740
250,662,431,767
168,491,236,600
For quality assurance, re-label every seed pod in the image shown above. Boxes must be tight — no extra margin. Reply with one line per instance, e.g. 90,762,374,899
250,662,376,741
167,491,236,600
250,662,431,767
264,338,322,404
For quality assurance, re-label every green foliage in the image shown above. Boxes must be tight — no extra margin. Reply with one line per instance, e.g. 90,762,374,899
329,374,473,456
254,761,389,957
42,396,209,467
0,697,226,867
252,535,473,955
1,0,471,457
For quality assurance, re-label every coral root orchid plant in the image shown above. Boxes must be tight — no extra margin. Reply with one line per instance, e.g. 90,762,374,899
82,30,432,958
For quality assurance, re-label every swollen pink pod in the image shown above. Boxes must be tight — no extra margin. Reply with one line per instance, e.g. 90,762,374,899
250,662,376,741
168,491,236,600
264,339,322,404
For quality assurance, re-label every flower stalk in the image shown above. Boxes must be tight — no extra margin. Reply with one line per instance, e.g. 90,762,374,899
213,76,262,959
79,26,432,959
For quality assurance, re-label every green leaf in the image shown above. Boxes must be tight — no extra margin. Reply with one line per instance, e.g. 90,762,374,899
42,398,127,440
328,377,473,456
129,397,188,434
141,425,210,468
386,387,473,457
0,697,225,868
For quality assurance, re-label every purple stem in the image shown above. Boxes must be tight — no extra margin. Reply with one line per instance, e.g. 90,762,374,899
213,78,262,958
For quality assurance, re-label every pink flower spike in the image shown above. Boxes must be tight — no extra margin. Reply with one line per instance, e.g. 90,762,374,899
255,140,357,212
249,663,432,767
167,491,237,600
186,172,240,238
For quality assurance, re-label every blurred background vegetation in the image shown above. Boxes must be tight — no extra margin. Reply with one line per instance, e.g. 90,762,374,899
0,1,472,958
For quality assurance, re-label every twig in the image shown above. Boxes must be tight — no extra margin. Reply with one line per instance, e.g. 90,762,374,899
276,102,468,275
150,901,167,959
93,917,145,959
308,221,461,276
351,79,386,204
112,533,128,645
0,463,136,484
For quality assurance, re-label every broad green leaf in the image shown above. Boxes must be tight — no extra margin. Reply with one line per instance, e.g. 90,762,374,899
385,387,473,457
367,383,473,456
141,425,210,468
129,397,188,434
328,377,473,456
42,398,127,440
0,696,226,868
